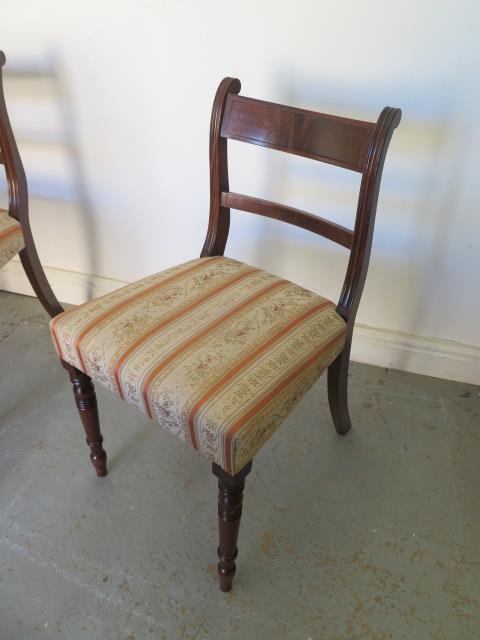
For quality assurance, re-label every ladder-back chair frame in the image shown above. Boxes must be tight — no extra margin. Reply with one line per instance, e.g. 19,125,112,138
201,77,401,438
48,75,400,592
0,51,63,318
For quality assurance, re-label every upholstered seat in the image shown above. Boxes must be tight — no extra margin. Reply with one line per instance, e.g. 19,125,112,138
51,256,346,473
0,209,24,269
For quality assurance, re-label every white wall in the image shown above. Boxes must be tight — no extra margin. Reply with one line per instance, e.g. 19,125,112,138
1,0,479,384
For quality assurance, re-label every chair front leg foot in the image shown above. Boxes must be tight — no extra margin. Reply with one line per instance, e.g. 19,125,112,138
62,361,107,477
212,461,252,592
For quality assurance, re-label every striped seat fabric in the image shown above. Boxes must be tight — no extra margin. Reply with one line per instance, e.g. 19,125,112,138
50,257,347,473
0,209,24,269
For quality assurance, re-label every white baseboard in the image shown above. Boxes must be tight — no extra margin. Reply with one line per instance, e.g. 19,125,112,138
1,259,479,386
0,258,129,306
352,324,480,386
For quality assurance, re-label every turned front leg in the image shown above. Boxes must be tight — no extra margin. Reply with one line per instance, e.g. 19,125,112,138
212,461,252,592
62,361,107,477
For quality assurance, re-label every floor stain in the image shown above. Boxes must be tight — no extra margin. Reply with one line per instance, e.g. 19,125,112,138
260,531,274,555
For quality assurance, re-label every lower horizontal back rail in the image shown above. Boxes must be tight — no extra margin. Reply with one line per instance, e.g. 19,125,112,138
221,191,353,249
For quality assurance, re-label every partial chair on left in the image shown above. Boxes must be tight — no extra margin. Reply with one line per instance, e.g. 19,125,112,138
0,50,62,316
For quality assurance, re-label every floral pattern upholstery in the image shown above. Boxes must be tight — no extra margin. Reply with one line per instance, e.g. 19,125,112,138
50,256,347,473
0,209,24,270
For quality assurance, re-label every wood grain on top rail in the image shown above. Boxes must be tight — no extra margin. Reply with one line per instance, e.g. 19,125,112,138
220,94,375,172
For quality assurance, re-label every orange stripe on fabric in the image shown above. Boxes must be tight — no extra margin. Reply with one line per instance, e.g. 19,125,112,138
114,267,259,398
50,259,215,362
141,279,289,422
224,327,346,473
71,258,220,371
0,223,21,241
50,258,216,348
49,258,217,347
187,299,332,449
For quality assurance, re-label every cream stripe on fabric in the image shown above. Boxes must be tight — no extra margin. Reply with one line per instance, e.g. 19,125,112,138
51,257,246,371
113,268,285,413
117,269,272,409
224,328,346,472
141,279,288,420
187,300,331,446
196,307,333,422
0,210,24,270
51,257,220,362
191,306,345,470
229,330,345,472
113,267,259,398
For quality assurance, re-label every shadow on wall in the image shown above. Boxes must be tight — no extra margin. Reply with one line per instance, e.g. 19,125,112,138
229,69,471,365
0,52,98,301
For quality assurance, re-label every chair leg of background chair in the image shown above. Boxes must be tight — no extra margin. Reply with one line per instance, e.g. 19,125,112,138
212,461,252,592
62,361,107,477
327,345,352,436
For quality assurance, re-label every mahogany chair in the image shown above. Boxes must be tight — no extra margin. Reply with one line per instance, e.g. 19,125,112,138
50,77,401,591
0,51,62,316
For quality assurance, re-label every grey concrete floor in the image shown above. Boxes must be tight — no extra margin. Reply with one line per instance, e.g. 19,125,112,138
0,290,479,640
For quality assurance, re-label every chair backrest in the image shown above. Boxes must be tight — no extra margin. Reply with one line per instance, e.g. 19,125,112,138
0,50,62,316
0,51,28,223
201,77,401,332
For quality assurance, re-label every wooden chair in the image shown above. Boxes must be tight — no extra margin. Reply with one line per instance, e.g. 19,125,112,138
50,77,401,591
0,51,62,316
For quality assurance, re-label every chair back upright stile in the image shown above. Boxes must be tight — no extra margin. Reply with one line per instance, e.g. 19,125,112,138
0,51,63,316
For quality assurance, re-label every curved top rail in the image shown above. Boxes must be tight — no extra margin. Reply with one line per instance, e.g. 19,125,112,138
220,93,375,172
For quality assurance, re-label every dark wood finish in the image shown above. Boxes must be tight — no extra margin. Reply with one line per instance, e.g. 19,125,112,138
0,51,63,317
327,334,353,435
329,107,401,434
221,191,353,249
201,77,241,258
203,78,401,441
212,461,252,592
337,106,402,321
220,94,375,172
62,360,107,477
